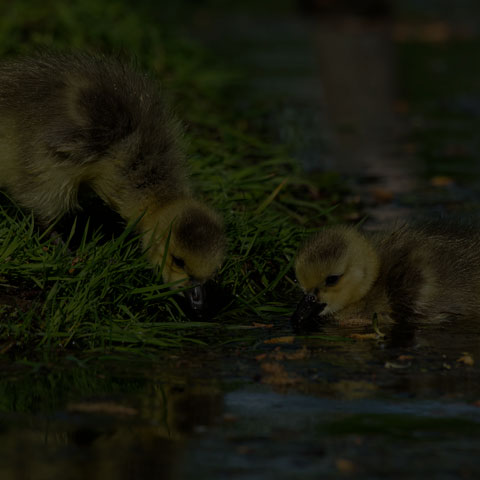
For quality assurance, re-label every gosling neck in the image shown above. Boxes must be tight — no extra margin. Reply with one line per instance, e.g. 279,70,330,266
137,197,191,248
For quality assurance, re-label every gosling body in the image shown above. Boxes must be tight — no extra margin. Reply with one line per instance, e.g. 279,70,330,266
0,52,225,307
293,223,480,326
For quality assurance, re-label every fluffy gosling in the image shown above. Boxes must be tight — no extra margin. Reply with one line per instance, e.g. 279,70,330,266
292,223,480,327
0,52,225,311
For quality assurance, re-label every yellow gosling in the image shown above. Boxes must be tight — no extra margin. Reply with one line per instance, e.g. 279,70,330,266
293,223,480,327
0,52,225,311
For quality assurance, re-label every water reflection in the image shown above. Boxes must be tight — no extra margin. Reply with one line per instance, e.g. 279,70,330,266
1,316,480,478
0,370,223,480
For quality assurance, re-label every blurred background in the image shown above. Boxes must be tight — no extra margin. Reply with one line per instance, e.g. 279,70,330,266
180,0,480,223
3,0,480,221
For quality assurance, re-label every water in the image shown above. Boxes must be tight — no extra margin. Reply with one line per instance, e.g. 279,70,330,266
2,321,480,478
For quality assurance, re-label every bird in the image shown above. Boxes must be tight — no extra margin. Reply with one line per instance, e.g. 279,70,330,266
292,222,480,328
0,51,225,312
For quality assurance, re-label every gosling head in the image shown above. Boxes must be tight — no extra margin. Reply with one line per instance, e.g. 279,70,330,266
143,199,225,313
292,226,379,326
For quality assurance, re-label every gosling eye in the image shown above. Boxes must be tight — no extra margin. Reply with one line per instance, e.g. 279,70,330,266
171,255,185,269
325,274,342,287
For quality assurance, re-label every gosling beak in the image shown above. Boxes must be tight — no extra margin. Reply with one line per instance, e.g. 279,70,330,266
291,294,326,326
184,283,206,312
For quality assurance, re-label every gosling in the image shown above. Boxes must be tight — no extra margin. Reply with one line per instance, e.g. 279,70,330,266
0,52,225,311
292,223,480,327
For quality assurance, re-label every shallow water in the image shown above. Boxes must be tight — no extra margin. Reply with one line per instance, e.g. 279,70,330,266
2,320,480,479
3,1,480,478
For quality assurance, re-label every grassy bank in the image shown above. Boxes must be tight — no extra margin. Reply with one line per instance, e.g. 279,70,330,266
0,0,354,355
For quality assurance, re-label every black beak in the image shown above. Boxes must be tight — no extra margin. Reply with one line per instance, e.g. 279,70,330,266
184,283,206,312
291,294,326,327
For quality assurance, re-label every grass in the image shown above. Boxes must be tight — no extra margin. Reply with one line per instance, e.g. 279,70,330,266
0,0,355,356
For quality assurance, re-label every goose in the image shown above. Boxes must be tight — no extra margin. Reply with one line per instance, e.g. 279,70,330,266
0,52,225,311
292,223,480,327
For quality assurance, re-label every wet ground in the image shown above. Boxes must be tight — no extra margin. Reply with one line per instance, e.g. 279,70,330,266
3,1,480,478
